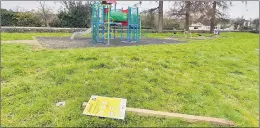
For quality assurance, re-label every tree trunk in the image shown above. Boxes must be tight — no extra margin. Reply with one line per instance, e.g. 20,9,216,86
40,1,48,27
44,17,48,27
210,1,216,33
158,1,163,32
185,1,191,31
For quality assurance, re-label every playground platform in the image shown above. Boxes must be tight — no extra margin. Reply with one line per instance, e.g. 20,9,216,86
36,37,186,49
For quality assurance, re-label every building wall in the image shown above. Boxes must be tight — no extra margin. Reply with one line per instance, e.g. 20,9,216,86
189,25,221,30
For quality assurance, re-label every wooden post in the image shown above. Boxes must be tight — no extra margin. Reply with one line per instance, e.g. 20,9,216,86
82,102,236,126
126,107,236,126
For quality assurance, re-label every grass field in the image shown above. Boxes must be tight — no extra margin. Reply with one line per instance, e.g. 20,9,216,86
1,32,212,41
1,32,258,127
1,32,72,40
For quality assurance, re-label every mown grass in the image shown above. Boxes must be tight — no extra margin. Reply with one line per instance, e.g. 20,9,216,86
1,32,258,127
1,32,72,40
1,32,213,41
142,32,213,38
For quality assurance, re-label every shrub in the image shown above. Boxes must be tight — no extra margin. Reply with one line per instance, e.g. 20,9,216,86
1,9,17,26
14,12,43,27
49,17,61,27
57,1,92,28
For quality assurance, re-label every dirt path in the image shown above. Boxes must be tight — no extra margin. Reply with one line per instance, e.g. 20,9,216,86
2,40,43,50
2,40,40,45
2,37,187,49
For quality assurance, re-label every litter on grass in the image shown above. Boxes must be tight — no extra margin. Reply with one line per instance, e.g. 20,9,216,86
56,101,66,106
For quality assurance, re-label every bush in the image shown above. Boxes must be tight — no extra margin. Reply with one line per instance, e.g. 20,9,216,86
1,9,17,26
252,18,259,31
49,17,61,27
57,1,92,28
14,12,43,27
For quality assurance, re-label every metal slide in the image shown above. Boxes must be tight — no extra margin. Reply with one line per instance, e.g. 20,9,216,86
70,27,92,39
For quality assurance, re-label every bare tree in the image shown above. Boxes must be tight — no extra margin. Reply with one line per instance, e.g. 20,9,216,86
141,7,159,29
210,1,217,33
185,1,191,31
168,1,202,31
209,2,248,33
139,1,164,32
158,1,163,32
168,1,232,32
133,1,142,7
38,1,52,27
209,1,231,33
14,6,27,12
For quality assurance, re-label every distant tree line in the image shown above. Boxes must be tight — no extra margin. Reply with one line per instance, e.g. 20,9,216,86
1,1,259,32
1,1,92,28
141,1,259,32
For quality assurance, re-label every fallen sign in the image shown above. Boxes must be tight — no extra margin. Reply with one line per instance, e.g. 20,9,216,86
82,95,127,120
82,101,236,126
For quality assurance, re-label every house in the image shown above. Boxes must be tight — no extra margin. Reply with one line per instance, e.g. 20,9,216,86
223,24,235,30
189,22,221,31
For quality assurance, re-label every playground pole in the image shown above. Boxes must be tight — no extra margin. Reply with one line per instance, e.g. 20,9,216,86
136,8,139,42
140,18,141,40
127,7,131,42
120,25,122,41
97,6,100,43
114,25,115,39
139,15,141,40
107,5,110,45
102,6,105,43
91,5,94,43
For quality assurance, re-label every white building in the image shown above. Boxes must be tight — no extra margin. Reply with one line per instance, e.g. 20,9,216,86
189,22,221,31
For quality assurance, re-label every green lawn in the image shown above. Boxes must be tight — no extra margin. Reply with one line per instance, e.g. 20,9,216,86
1,32,258,127
142,32,213,38
1,32,213,41
1,32,72,40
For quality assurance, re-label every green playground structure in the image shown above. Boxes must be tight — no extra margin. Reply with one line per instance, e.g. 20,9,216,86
91,0,141,45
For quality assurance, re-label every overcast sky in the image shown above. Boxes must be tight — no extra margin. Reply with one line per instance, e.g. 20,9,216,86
1,1,259,20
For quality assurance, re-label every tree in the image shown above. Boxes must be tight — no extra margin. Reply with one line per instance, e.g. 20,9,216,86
168,1,206,31
135,1,163,32
1,9,17,26
209,2,248,33
168,1,233,32
38,1,52,27
209,1,231,33
185,1,191,31
133,1,142,7
210,1,216,33
252,18,259,31
15,11,42,27
140,7,158,29
233,17,250,30
158,1,163,32
57,1,92,28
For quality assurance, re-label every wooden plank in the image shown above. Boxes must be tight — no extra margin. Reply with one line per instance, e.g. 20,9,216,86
126,107,236,126
82,102,235,126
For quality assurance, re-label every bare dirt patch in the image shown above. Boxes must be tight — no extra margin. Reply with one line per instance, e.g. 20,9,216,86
36,37,186,49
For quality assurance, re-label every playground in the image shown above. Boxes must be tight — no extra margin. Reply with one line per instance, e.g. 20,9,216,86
32,1,220,49
1,0,259,127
